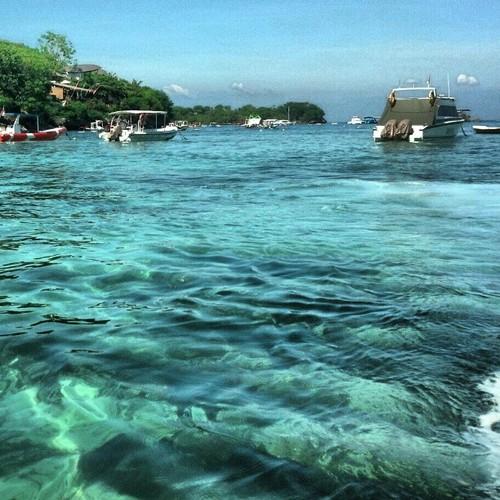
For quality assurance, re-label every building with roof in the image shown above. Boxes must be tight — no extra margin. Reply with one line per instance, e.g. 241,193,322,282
50,64,103,103
64,64,103,79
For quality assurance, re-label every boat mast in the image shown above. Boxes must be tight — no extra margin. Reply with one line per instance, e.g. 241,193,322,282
447,73,450,97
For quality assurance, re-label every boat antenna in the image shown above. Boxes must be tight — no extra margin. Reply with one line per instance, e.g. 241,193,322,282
447,73,450,97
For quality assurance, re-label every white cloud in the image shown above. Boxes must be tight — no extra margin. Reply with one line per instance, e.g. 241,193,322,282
230,82,255,95
164,84,190,96
456,73,479,86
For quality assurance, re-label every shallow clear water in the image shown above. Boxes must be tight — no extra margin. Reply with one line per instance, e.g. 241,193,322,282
1,124,500,499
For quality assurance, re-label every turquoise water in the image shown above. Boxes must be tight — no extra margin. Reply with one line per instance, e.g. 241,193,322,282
1,125,500,499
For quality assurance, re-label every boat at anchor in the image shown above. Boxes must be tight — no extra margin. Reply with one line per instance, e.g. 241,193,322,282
347,115,363,125
99,110,177,143
0,112,67,143
85,120,105,132
373,86,464,142
472,125,500,134
242,115,262,128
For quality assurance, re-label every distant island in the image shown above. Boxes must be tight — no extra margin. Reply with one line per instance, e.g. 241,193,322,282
0,33,326,130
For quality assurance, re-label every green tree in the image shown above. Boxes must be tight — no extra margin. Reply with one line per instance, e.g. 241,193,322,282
38,31,75,69
171,102,326,124
0,40,55,114
1,36,328,129
1,36,176,128
61,71,174,127
282,102,325,123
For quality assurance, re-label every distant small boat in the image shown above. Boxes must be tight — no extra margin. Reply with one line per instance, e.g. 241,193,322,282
362,116,378,124
85,120,104,132
242,115,262,128
0,112,66,142
347,115,363,125
172,120,189,131
261,118,291,128
99,110,177,143
472,125,500,134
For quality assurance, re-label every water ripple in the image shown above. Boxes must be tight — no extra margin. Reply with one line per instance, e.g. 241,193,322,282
1,126,499,498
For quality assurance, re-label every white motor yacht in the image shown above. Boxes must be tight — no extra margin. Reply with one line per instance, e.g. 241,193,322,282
373,86,464,142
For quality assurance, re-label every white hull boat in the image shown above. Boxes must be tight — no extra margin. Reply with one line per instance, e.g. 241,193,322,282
119,128,177,142
347,115,363,125
262,119,291,128
85,120,104,132
473,125,500,134
99,110,177,143
373,86,464,142
172,120,189,131
242,115,262,128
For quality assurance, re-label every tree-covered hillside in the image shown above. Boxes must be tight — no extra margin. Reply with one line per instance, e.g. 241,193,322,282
173,102,326,125
1,34,326,129
0,40,57,118
0,35,173,129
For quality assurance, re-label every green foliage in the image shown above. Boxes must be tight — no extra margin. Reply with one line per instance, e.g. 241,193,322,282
0,39,55,113
38,32,75,69
280,102,326,123
172,101,326,124
78,72,174,113
58,72,174,129
0,37,174,129
1,35,322,129
120,82,172,111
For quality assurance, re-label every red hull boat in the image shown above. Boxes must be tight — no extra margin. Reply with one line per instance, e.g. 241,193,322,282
0,112,66,143
0,127,67,142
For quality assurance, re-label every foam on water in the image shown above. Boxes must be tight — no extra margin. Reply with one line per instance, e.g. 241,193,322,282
476,372,500,490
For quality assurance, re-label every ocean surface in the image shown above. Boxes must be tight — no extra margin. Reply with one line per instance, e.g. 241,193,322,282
1,124,499,499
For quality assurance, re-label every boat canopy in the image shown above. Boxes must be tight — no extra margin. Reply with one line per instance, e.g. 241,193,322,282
107,110,171,130
390,87,438,98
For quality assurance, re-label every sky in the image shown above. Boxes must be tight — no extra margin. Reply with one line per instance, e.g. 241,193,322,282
2,0,500,119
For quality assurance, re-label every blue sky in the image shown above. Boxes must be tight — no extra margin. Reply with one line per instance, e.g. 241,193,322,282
2,1,499,119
